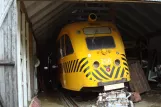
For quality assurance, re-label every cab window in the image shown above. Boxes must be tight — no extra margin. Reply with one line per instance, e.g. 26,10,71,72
56,40,61,59
59,35,65,57
65,35,74,55
86,36,115,50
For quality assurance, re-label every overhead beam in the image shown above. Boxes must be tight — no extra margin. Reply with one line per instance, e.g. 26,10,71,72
18,0,161,4
26,1,52,17
34,4,74,34
117,18,146,40
23,1,36,8
35,24,54,37
30,1,64,23
117,14,149,40
129,4,161,28
117,24,138,39
72,6,109,11
71,12,109,16
36,12,110,36
48,11,110,27
117,8,151,32
36,18,140,43
147,4,161,16
33,2,70,30
36,27,54,43
117,15,144,37
36,15,130,41
45,6,110,29
35,4,76,36
145,29,161,38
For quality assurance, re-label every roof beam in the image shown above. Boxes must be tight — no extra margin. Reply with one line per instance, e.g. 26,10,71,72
24,1,36,8
129,4,161,28
147,4,161,16
117,24,138,39
36,14,135,41
117,15,145,37
34,4,74,34
47,6,110,26
145,29,161,38
19,0,161,4
30,1,64,23
26,1,52,17
71,13,108,16
72,6,109,11
36,25,57,43
51,11,110,24
35,23,54,36
34,4,74,35
117,8,152,32
41,13,110,34
33,2,70,30
19,0,141,1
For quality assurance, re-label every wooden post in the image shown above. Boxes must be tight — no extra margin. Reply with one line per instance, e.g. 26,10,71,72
16,1,24,107
21,13,28,107
26,22,31,102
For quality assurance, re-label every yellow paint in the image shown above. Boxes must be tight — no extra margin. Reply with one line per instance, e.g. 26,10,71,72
57,20,130,91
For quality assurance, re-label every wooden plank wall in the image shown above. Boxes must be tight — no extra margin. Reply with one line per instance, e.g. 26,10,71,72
129,60,151,93
0,1,18,107
0,0,13,27
29,29,35,98
18,1,36,106
0,1,36,107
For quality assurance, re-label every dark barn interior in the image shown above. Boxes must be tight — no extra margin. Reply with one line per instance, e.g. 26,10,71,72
23,1,161,106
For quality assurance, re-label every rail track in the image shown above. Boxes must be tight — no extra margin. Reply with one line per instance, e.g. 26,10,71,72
58,89,134,107
59,91,80,107
58,89,97,107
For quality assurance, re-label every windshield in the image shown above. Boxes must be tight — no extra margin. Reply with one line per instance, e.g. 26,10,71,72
86,36,115,50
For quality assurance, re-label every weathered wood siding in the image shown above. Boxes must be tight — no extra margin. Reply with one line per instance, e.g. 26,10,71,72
17,2,37,106
0,0,13,27
0,1,18,107
29,28,36,98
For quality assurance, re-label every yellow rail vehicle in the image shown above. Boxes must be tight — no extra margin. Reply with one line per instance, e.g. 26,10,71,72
56,14,130,91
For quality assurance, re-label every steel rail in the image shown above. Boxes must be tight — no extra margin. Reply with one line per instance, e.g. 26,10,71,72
59,91,79,107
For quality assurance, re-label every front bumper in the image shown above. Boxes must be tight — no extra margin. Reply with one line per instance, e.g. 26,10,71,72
98,78,127,86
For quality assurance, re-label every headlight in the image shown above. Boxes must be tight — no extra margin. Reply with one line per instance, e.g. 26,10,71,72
93,61,99,68
115,59,120,66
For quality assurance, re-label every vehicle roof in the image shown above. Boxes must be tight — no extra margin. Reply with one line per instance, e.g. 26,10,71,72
57,21,116,40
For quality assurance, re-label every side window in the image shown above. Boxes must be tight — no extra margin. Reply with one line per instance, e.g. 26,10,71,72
65,35,74,55
60,35,65,57
56,40,61,59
